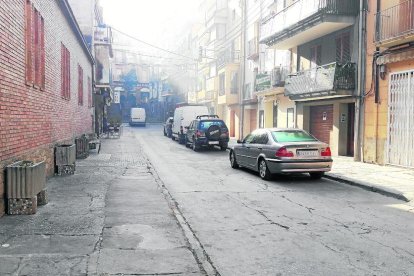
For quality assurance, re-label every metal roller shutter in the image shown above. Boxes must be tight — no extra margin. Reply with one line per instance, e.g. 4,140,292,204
310,105,334,145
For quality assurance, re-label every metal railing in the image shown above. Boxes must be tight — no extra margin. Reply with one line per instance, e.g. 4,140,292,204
375,0,414,44
247,38,259,58
260,0,359,43
94,26,113,44
217,50,240,69
285,62,356,97
271,66,290,87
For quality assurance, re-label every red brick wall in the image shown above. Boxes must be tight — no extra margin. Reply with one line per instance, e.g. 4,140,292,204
0,0,93,216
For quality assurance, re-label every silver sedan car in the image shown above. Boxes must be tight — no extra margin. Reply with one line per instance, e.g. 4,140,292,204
229,128,333,180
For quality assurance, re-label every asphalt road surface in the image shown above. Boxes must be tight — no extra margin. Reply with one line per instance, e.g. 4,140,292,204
131,124,414,276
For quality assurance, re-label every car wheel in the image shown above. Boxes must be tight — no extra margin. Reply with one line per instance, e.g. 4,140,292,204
230,150,239,169
172,136,176,141
185,137,190,148
259,159,272,180
192,138,199,152
309,172,325,180
220,143,228,151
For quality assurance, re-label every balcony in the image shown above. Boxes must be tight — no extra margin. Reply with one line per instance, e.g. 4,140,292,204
260,0,359,49
217,50,240,69
285,62,356,101
375,0,414,48
255,73,271,91
247,38,259,60
94,26,113,45
271,66,290,87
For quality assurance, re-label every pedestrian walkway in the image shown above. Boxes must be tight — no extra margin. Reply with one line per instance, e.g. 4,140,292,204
327,157,414,202
0,133,202,275
228,138,414,202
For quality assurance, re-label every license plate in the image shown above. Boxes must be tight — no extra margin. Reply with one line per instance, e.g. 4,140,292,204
209,141,219,145
297,150,318,157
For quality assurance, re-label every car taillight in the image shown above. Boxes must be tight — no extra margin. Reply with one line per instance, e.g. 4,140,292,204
275,147,294,157
321,147,331,157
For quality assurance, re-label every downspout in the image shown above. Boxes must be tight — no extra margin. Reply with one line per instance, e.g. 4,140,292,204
375,0,381,162
239,0,247,139
355,0,366,161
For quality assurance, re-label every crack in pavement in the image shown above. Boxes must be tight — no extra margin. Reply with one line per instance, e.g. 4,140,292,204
225,194,290,230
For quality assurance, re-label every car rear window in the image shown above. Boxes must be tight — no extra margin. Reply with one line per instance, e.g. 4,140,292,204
271,130,317,142
199,120,225,130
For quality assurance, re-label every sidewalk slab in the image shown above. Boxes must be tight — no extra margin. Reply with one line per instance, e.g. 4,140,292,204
327,157,414,202
0,135,202,276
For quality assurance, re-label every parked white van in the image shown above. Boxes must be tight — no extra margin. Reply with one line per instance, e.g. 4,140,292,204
130,108,146,127
172,105,209,143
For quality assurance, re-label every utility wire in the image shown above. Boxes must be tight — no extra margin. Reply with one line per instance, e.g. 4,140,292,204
111,27,197,61
112,48,196,63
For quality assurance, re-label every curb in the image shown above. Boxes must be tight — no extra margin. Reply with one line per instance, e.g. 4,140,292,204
324,173,410,202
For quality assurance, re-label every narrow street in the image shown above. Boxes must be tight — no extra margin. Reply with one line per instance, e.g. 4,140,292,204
133,125,414,275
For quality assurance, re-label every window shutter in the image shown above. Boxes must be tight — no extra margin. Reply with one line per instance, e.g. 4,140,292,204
25,1,33,84
40,17,45,89
67,50,70,99
33,8,40,86
61,43,64,97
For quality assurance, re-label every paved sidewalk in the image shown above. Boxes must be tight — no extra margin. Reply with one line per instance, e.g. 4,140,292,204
0,133,202,275
327,157,414,202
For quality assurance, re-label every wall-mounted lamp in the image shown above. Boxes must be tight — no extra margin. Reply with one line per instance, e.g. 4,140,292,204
379,64,387,80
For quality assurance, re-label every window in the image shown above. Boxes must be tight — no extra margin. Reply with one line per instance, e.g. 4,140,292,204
219,73,225,96
310,45,322,68
244,83,252,99
61,43,70,99
335,32,351,63
271,130,316,143
230,72,238,94
78,65,84,105
87,77,92,107
25,1,45,88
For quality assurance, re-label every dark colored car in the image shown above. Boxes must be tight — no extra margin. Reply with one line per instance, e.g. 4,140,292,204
185,115,229,151
229,128,333,180
163,117,173,138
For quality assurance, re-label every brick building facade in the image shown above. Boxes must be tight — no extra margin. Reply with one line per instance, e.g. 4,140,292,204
0,0,94,216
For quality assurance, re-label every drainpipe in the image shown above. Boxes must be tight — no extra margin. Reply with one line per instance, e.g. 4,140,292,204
374,0,381,163
355,0,367,162
239,0,247,139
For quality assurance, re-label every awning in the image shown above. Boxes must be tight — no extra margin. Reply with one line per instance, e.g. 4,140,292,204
255,87,284,97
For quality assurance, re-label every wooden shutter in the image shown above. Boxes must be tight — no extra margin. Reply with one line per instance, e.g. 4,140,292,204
78,65,83,105
33,8,40,86
40,16,45,89
61,43,64,97
25,0,33,84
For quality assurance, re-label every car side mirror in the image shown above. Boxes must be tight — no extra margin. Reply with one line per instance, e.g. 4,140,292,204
237,139,242,144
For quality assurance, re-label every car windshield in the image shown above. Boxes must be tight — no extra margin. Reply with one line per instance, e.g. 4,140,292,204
271,130,317,143
199,120,225,130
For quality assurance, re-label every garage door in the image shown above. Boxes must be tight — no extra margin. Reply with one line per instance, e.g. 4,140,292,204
310,105,333,144
387,71,414,168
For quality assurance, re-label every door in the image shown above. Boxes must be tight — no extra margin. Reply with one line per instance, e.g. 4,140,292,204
248,131,269,169
273,104,278,127
250,109,257,131
236,133,255,166
387,71,414,168
347,103,355,157
259,110,264,129
230,110,235,137
310,105,333,145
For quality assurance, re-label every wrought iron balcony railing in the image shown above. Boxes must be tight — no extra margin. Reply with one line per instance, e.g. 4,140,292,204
260,0,359,45
375,0,414,45
217,50,240,69
271,66,290,87
247,38,259,59
285,62,356,100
